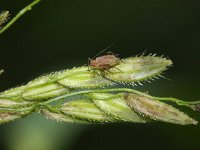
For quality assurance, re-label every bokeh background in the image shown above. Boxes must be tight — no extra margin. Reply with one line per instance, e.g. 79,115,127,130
1,0,200,150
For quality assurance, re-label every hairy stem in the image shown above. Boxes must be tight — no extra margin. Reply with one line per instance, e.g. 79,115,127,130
0,0,41,34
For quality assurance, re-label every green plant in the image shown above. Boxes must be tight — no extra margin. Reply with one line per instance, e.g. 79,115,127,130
0,55,199,125
1,0,200,125
0,0,41,34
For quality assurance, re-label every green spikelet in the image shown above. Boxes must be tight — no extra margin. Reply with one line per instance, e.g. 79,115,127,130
0,55,198,125
0,56,172,101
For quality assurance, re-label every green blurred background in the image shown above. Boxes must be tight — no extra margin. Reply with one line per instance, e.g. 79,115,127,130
1,0,200,150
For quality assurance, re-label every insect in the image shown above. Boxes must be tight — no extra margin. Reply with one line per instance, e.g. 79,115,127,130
88,45,121,72
89,54,120,70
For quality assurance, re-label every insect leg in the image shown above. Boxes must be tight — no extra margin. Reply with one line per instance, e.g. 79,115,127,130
114,67,123,72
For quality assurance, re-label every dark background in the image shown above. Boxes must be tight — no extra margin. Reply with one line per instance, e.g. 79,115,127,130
0,0,200,150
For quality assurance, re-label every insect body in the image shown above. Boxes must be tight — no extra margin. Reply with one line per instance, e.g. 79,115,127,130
89,54,120,71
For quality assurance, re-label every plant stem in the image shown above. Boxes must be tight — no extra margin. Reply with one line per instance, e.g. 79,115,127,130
0,0,41,34
153,97,200,107
1,88,198,111
44,88,200,108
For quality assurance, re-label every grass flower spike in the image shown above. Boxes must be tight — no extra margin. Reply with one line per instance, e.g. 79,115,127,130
0,55,199,125
0,56,172,101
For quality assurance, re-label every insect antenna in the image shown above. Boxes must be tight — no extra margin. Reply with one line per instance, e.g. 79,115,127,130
92,43,114,59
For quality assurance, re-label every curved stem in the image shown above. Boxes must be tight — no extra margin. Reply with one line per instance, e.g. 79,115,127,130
44,88,200,108
0,88,199,113
44,88,148,104
153,97,200,107
0,0,41,34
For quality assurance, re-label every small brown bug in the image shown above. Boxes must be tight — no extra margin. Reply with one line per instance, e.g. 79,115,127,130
89,54,120,70
88,45,121,72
